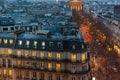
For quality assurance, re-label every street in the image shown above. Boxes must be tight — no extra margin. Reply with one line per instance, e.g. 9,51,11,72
72,11,120,80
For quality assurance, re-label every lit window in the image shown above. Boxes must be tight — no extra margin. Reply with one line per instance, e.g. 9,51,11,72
9,39,13,44
19,40,22,45
26,40,30,47
32,51,36,57
56,53,60,59
24,51,29,57
56,63,60,71
17,60,21,66
34,41,37,48
42,42,45,49
2,48,6,56
40,52,44,58
0,39,2,44
82,44,84,49
8,49,12,55
3,69,7,77
24,61,29,67
81,53,86,63
8,69,12,78
42,42,45,46
4,39,8,44
71,54,76,61
17,50,21,57
48,63,52,69
48,52,52,58
72,45,76,49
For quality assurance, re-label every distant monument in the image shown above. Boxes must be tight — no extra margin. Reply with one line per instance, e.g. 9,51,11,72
68,0,84,11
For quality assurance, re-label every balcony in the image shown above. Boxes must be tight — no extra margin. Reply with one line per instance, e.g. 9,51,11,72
12,54,90,64
12,64,90,75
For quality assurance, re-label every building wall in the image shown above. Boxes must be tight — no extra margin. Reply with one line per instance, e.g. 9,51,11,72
0,48,90,80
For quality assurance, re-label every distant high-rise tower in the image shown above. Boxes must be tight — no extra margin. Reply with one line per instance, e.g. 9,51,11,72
68,0,84,11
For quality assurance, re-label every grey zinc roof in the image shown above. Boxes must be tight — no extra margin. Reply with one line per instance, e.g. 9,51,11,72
18,32,40,39
0,33,15,38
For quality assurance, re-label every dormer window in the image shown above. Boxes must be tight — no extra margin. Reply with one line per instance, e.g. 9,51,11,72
72,45,76,49
82,44,84,49
42,42,45,46
4,39,8,44
19,40,22,46
9,39,13,44
34,41,37,48
42,42,45,49
49,42,54,47
26,40,30,47
57,42,62,48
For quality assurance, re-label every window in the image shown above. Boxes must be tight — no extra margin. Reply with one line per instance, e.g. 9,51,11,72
48,52,52,59
56,63,60,71
26,40,30,47
8,59,11,67
17,50,21,57
32,62,37,68
57,42,62,48
18,60,21,66
3,69,7,77
32,51,36,57
4,39,8,44
24,61,29,67
0,39,2,44
48,63,52,69
82,76,86,80
40,62,44,69
82,44,84,49
0,70,1,77
71,54,76,61
72,45,76,49
42,41,45,49
81,53,86,63
40,73,44,80
56,53,61,59
71,76,75,80
19,40,22,45
49,42,54,47
8,69,12,78
40,52,44,58
9,39,13,44
56,74,60,80
2,48,6,56
34,41,37,48
25,71,29,77
8,49,12,55
24,51,29,57
2,59,6,67
33,72,36,78
42,42,45,46
42,42,45,49
48,74,52,80
71,64,76,72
